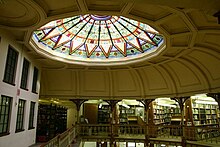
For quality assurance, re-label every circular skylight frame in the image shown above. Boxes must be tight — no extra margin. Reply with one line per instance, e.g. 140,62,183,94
30,14,165,66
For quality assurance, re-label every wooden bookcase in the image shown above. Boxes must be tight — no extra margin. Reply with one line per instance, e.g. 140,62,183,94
37,104,67,142
191,99,218,125
119,105,128,124
119,105,144,124
217,107,220,124
98,105,110,124
149,101,181,125
185,98,220,140
148,101,181,137
185,98,219,126
83,103,111,124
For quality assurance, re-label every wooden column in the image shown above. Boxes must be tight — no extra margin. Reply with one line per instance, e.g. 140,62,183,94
139,99,154,147
106,100,120,147
171,96,190,147
106,100,119,124
70,99,87,124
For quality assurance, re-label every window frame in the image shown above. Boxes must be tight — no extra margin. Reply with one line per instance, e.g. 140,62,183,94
0,95,12,136
20,58,30,90
32,67,38,94
15,99,26,133
3,45,19,85
28,101,35,129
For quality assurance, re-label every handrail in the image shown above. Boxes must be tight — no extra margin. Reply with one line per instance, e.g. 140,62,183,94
39,124,220,147
77,124,220,144
40,126,76,147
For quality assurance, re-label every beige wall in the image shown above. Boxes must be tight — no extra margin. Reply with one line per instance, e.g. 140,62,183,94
67,105,77,128
0,29,41,147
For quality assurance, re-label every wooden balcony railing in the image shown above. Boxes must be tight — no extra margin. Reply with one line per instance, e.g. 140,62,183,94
40,127,76,147
40,124,220,147
77,124,111,136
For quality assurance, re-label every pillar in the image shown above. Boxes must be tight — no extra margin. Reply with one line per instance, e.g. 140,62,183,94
70,99,87,124
106,100,120,147
171,96,190,147
138,99,154,147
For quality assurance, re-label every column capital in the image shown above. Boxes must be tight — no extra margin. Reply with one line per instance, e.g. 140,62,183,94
70,99,87,111
105,100,120,110
207,93,220,109
138,99,155,110
171,96,190,111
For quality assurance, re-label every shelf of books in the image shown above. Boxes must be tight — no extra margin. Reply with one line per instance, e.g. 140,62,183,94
152,103,165,125
192,102,218,126
98,105,110,124
148,99,181,137
119,105,144,124
119,105,128,124
150,100,181,125
185,95,220,141
37,103,67,142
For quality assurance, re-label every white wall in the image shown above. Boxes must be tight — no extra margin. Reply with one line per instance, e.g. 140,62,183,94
0,29,41,147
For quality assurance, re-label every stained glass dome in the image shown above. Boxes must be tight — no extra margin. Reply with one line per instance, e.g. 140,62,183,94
31,14,165,65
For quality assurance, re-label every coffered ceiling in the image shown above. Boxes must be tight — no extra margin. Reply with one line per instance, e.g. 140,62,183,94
0,0,220,99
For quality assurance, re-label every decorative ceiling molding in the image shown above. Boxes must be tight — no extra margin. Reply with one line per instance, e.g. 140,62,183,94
1,0,220,99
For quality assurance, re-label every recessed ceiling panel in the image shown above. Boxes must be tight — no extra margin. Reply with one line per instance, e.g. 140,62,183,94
0,0,40,27
130,4,172,21
160,16,190,34
85,0,124,11
34,0,78,16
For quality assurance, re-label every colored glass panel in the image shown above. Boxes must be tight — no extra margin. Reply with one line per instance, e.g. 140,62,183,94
33,14,164,61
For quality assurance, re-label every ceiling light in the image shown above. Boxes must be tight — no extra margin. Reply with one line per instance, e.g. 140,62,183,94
158,103,177,108
122,103,130,109
99,103,102,108
195,100,217,105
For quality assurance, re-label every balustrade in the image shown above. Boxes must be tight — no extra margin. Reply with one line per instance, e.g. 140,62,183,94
40,124,220,147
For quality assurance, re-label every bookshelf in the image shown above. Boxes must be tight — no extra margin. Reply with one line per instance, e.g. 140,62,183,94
185,97,220,140
217,107,220,124
98,105,110,124
118,105,144,124
148,100,181,137
165,107,181,123
151,101,181,125
152,103,165,124
191,99,218,126
37,104,67,142
119,105,128,124
56,106,67,133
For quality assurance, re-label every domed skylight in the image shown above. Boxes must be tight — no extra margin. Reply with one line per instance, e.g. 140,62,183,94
31,14,165,65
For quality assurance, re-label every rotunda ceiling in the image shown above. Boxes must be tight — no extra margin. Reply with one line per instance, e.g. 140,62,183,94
0,0,220,99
